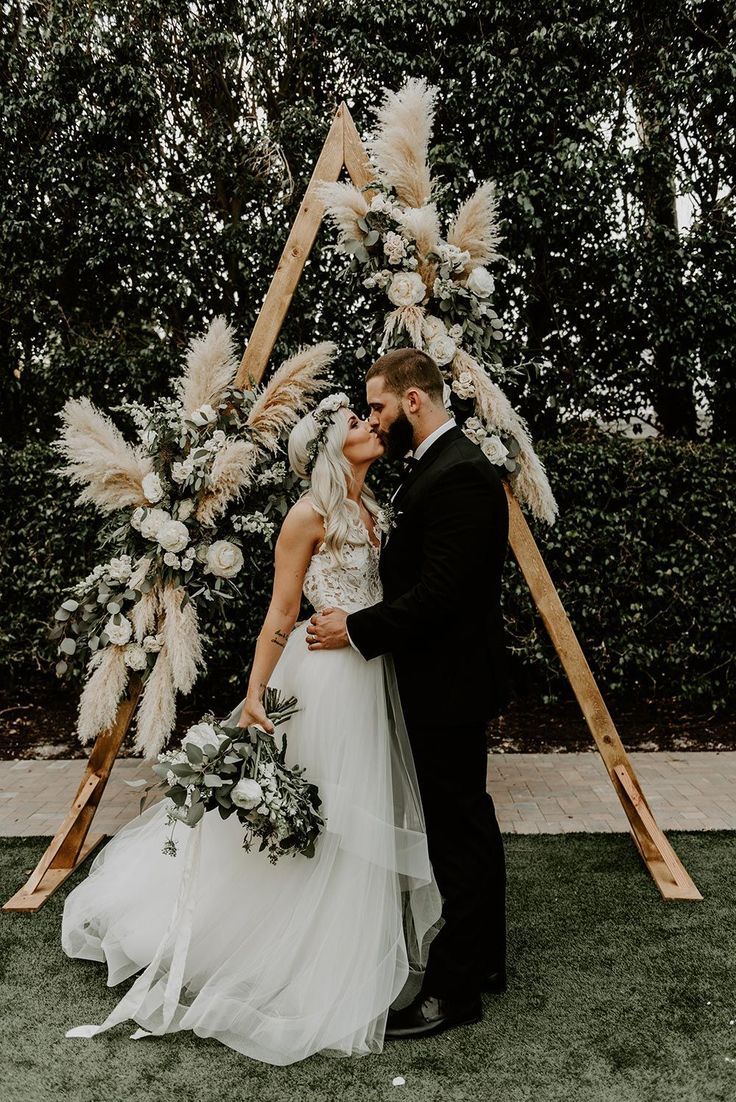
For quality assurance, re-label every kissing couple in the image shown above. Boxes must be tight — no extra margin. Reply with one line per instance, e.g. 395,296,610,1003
62,346,512,1065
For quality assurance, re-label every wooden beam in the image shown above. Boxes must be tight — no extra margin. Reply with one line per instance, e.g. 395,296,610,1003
3,674,143,913
233,103,347,388
505,487,702,900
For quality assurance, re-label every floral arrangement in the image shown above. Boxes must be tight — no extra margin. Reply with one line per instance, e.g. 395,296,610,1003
48,317,335,758
318,77,558,526
303,391,350,475
148,688,324,863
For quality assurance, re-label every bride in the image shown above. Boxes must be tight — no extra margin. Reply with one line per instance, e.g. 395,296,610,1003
61,392,442,1065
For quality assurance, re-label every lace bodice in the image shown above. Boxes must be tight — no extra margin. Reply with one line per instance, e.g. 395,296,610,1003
303,536,383,613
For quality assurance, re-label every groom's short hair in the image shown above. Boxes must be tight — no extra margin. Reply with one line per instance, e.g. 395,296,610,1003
366,348,445,405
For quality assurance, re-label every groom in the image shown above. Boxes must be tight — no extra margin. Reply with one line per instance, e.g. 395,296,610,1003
307,347,511,1038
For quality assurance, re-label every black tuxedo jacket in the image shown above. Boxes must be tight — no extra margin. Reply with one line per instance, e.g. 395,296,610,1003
346,424,512,728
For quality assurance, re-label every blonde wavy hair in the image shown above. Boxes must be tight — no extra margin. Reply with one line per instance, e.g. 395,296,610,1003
287,395,381,564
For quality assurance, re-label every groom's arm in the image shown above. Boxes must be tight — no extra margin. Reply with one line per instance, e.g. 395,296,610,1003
346,463,508,661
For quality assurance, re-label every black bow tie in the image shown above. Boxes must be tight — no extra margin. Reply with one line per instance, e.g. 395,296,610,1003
400,455,419,481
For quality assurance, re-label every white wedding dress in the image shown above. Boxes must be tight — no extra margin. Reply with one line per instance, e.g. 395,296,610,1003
61,519,442,1065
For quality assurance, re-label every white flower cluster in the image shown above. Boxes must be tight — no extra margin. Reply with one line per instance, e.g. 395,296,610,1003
170,427,228,484
436,242,472,272
240,760,291,840
461,417,510,465
232,511,276,540
452,371,476,400
368,192,402,217
422,315,459,367
75,554,133,595
383,230,407,264
132,506,192,556
362,269,393,291
256,462,287,487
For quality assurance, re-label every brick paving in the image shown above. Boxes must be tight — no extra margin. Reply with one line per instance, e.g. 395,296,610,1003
1,751,735,837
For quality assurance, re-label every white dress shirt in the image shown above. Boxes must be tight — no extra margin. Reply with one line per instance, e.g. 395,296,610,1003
412,416,457,461
346,417,457,651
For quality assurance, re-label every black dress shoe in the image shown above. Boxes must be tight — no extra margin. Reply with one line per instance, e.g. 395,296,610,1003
385,993,483,1039
481,967,507,993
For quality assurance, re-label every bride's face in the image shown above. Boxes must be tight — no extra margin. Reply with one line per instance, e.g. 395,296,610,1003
341,408,385,467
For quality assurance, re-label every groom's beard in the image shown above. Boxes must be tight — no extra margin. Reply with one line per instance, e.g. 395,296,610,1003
381,409,415,462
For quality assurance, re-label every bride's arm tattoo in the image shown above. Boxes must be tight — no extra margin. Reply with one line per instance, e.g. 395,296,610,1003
270,627,291,649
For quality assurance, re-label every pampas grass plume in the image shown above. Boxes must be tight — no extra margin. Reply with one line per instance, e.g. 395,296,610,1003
367,77,437,207
177,316,240,417
247,341,336,453
76,645,129,744
133,644,177,759
51,397,152,513
448,181,504,271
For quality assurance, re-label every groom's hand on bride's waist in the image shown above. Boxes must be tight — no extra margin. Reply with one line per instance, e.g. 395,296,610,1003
307,608,349,650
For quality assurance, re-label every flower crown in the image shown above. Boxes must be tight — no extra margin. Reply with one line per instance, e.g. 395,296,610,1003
303,392,350,477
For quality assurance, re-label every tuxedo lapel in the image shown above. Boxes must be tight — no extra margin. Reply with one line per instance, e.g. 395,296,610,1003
392,424,463,507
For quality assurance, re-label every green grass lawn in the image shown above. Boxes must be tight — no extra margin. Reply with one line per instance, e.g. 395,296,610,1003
1,832,734,1102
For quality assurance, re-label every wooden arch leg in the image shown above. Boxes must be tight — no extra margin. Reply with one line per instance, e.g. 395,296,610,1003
3,676,143,913
506,488,702,901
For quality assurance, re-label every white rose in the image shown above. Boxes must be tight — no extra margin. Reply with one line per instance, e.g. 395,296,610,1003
157,519,190,553
107,555,132,583
106,616,133,645
123,643,148,670
422,315,447,343
231,778,265,810
387,270,426,308
190,404,218,427
452,371,476,400
204,431,226,453
370,193,387,212
427,334,458,367
177,498,195,521
204,540,244,579
383,230,407,263
130,507,145,531
139,507,171,540
163,551,181,567
142,472,164,503
481,434,509,464
466,266,495,298
142,632,164,653
317,392,350,415
448,323,464,343
183,722,224,753
462,416,487,445
171,461,190,484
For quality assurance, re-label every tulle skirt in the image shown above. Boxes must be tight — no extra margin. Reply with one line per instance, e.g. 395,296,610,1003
61,620,443,1065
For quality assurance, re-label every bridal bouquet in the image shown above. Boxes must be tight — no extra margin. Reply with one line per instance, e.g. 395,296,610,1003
149,688,325,862
48,318,335,758
318,77,558,526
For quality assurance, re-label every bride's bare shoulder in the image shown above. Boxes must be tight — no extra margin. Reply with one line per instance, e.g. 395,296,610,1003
279,495,325,545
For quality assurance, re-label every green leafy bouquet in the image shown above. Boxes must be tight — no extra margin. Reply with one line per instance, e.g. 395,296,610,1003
148,688,325,863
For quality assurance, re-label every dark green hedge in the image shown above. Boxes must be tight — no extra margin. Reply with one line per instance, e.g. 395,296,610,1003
2,430,733,712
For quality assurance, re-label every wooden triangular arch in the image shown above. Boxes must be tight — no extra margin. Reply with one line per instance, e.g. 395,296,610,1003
4,102,701,912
